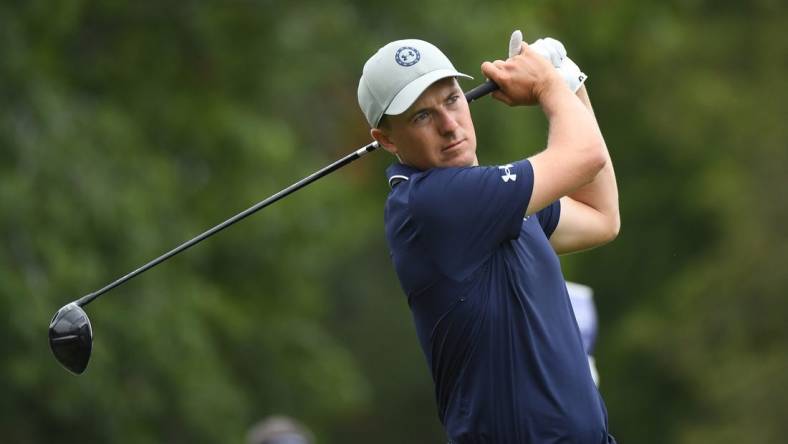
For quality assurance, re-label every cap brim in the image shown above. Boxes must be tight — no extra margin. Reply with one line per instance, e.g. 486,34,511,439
384,69,473,118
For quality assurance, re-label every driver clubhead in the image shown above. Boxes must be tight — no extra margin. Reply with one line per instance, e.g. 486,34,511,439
49,302,93,374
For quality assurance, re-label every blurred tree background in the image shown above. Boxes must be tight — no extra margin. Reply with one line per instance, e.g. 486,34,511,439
1,0,786,442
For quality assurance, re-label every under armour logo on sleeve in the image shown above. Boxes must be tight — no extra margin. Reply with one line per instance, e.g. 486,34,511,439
498,164,517,182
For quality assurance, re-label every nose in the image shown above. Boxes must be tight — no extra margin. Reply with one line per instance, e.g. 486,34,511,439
435,108,459,135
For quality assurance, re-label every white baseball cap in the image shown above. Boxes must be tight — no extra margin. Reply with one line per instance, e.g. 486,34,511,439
357,39,472,128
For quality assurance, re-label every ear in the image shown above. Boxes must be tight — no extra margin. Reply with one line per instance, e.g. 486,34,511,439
371,127,398,156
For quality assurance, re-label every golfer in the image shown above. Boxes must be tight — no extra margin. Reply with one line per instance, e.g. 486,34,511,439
358,34,619,443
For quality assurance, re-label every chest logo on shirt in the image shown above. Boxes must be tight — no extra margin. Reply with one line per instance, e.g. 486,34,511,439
498,164,517,182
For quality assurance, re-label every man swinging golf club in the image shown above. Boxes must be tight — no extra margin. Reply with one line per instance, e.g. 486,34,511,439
358,31,619,443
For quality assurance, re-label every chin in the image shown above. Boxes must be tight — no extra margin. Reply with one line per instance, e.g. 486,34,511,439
440,158,474,168
443,150,477,168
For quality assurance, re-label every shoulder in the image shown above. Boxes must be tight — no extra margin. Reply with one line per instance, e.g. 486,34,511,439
410,160,533,204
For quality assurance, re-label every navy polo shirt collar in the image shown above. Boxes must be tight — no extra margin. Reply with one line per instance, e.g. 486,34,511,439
385,162,421,189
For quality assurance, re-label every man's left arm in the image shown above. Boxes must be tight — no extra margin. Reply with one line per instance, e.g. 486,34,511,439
549,84,620,254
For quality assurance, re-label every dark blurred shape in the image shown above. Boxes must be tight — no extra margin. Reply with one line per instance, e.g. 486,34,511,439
246,415,314,444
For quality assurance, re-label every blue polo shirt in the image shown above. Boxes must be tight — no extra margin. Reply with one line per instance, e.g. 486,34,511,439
384,160,614,444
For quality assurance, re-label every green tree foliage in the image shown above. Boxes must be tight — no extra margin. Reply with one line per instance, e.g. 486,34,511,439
1,1,785,443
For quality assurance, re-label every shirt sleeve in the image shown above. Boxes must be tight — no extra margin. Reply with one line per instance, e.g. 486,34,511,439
536,199,561,239
409,159,534,281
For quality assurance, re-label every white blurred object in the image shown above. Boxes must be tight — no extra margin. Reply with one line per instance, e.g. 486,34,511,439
566,281,600,387
246,415,313,444
587,356,600,387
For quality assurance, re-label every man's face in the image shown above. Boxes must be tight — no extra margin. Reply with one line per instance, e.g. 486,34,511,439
373,78,478,170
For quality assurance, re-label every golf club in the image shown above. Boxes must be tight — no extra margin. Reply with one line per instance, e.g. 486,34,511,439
48,80,500,374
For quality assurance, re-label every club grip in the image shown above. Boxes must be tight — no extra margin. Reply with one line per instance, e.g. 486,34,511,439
464,80,499,103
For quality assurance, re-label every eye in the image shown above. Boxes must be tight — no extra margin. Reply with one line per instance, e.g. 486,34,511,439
446,94,460,105
412,111,429,124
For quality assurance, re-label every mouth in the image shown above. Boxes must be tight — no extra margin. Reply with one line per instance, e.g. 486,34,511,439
442,139,466,152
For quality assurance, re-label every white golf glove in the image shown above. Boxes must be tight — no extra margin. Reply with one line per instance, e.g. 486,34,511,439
530,37,566,68
508,30,588,93
557,56,588,93
508,29,524,58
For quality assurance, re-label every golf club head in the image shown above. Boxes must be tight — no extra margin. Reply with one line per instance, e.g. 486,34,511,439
49,302,93,374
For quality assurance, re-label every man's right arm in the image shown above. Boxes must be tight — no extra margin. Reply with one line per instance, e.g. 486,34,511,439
480,42,606,216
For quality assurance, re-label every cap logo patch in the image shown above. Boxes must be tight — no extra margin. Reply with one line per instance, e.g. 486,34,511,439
395,46,420,67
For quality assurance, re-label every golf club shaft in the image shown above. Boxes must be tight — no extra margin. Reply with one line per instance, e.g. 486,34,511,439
75,141,378,307
74,81,499,308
